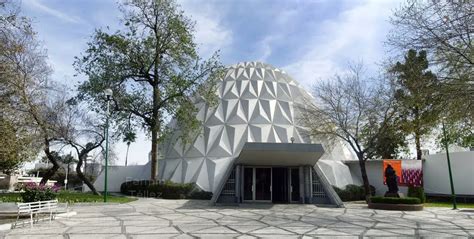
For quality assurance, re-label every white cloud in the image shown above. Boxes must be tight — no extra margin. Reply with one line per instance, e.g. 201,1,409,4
258,35,280,62
180,1,233,59
26,0,83,24
283,0,401,88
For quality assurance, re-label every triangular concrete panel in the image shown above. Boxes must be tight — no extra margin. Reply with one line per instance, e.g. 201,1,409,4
183,158,205,183
170,159,183,183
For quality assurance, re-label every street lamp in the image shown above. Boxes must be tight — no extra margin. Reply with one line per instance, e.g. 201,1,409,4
104,88,113,202
441,117,457,210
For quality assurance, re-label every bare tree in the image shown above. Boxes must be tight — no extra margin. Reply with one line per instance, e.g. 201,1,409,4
389,1,473,70
389,0,473,119
49,95,108,195
301,63,396,200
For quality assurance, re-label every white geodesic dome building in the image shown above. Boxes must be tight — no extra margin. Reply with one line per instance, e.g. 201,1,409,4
92,62,357,201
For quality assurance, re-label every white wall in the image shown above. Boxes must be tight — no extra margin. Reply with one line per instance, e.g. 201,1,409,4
345,151,474,196
346,161,409,196
424,151,474,195
90,165,150,192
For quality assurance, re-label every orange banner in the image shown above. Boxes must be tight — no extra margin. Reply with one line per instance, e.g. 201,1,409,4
383,160,402,185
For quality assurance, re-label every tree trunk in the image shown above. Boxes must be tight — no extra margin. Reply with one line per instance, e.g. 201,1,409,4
150,127,158,181
76,152,101,195
414,108,422,160
150,81,160,181
40,141,60,185
357,153,371,202
125,143,130,166
415,132,422,160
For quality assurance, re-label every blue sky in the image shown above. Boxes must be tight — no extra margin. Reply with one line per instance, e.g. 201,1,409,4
21,0,403,165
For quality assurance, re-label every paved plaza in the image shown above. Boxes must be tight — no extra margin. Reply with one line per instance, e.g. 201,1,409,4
1,198,473,238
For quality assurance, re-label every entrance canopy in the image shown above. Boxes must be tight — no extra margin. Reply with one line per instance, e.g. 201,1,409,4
235,142,324,166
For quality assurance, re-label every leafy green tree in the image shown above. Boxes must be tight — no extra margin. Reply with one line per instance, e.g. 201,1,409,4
390,50,441,160
438,118,473,149
365,119,407,159
0,116,33,174
75,0,224,180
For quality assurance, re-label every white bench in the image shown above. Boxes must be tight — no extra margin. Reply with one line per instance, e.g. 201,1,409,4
13,200,59,228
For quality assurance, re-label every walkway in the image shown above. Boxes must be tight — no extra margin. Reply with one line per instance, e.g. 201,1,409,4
1,198,473,238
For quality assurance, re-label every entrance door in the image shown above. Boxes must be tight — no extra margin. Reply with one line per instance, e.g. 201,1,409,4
290,168,300,202
255,168,271,201
243,167,253,201
272,167,288,203
243,167,271,201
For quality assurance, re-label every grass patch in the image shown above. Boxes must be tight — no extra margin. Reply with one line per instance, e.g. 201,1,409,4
0,191,136,204
0,193,22,203
424,202,474,208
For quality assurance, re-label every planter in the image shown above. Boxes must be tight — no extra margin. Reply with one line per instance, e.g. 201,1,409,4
368,202,424,211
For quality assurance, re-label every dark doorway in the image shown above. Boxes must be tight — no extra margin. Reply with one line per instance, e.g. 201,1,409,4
243,167,253,201
255,168,271,201
272,167,288,203
290,168,300,202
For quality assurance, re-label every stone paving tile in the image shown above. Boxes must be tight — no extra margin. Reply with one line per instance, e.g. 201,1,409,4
227,224,267,233
69,234,126,239
364,228,416,237
125,225,179,234
129,234,181,239
5,235,64,239
2,198,473,238
66,225,122,234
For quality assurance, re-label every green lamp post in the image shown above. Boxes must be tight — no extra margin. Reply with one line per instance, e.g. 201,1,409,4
104,88,113,202
441,119,457,210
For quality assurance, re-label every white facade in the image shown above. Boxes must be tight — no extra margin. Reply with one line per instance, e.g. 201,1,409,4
92,61,356,193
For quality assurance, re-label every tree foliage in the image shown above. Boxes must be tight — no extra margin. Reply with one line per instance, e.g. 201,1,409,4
366,119,407,159
75,0,225,180
0,0,56,179
123,129,136,166
389,50,441,159
0,116,34,174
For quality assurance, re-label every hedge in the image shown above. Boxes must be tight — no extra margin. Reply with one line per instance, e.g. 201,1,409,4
120,180,212,200
370,196,421,205
333,184,376,201
187,190,213,200
408,186,426,203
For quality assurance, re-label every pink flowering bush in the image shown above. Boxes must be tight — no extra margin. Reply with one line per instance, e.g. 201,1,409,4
20,182,61,202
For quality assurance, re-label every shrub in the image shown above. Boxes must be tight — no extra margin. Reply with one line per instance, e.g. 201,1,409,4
20,182,61,202
188,190,213,200
370,196,421,204
408,186,426,203
120,180,195,199
120,180,153,196
160,181,194,199
333,184,376,201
